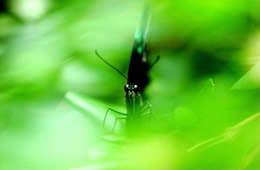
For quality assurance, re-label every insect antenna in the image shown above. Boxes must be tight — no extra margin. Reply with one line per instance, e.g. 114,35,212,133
149,55,160,69
95,50,128,80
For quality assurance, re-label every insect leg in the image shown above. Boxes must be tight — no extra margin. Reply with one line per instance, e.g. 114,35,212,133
140,106,152,120
103,108,126,128
138,102,156,122
112,117,127,132
135,103,155,131
137,102,152,115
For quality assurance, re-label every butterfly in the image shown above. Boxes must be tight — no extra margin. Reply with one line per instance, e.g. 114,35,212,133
96,7,159,135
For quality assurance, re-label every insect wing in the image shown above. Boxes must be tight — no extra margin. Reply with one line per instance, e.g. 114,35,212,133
127,8,151,93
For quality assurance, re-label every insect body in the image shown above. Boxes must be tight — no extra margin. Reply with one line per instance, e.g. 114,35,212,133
96,7,159,135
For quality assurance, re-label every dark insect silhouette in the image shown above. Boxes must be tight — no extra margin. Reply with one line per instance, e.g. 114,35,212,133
96,7,159,135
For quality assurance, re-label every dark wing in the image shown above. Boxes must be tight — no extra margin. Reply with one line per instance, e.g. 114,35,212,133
127,7,151,94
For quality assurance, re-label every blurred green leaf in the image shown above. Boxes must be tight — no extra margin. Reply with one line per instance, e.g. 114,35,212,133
232,62,260,90
0,0,259,169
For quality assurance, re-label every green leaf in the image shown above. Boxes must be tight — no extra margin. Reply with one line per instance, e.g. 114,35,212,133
65,92,125,132
232,62,260,90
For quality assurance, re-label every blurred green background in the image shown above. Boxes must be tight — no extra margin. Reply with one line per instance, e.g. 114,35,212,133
0,0,259,169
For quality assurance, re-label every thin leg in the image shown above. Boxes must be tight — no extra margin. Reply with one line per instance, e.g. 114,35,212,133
103,108,126,128
139,110,151,118
138,103,156,122
137,102,152,114
112,117,127,132
137,104,152,123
